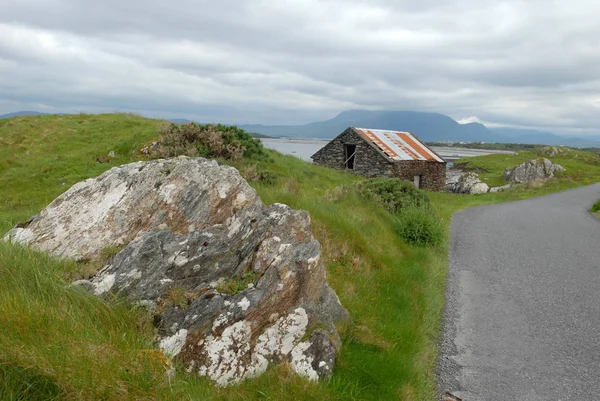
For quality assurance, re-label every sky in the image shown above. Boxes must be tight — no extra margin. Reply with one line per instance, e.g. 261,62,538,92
1,0,600,135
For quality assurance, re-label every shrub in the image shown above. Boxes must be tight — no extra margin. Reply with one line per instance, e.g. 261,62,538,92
356,177,430,213
392,205,445,247
592,200,600,213
156,122,266,161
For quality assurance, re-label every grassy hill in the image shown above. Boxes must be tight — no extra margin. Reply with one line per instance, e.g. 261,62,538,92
2,114,600,400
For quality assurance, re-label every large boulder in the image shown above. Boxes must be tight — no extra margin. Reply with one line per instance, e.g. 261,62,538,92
503,158,565,184
4,157,349,386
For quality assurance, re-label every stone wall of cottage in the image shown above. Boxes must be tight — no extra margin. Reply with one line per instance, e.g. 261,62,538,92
311,128,392,177
389,160,446,192
312,128,446,191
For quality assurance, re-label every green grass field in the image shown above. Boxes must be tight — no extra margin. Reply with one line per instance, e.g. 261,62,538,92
2,114,600,400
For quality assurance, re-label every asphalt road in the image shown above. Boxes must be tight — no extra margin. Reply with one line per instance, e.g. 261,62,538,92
438,183,600,401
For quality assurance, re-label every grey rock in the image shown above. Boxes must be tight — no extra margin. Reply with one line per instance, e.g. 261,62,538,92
4,157,349,386
444,168,463,193
503,158,566,183
4,157,260,261
489,184,511,193
446,169,490,194
469,182,490,195
537,146,568,158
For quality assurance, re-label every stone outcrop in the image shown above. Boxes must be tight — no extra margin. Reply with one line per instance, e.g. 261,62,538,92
4,157,349,386
445,169,490,194
537,146,568,158
503,158,565,184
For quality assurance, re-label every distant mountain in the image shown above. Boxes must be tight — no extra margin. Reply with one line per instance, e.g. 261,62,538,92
241,110,504,142
240,110,600,147
169,118,192,124
0,111,48,119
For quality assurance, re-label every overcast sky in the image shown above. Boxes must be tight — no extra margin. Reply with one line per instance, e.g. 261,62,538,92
1,0,600,134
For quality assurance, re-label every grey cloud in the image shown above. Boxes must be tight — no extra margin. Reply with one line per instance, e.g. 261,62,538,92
1,0,600,132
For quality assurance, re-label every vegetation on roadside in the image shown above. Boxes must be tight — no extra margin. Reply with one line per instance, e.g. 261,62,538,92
355,178,443,246
591,200,600,213
356,177,430,212
2,113,600,400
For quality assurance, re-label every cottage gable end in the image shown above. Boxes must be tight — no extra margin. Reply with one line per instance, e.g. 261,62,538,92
311,128,392,177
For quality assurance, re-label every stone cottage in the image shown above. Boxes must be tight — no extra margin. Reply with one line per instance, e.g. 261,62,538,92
311,127,446,191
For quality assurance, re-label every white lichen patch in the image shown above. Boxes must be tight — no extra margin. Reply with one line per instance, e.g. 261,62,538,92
160,278,174,285
290,341,319,381
234,191,248,207
278,243,292,253
3,228,34,245
159,183,178,204
212,312,233,332
237,297,250,311
93,274,115,295
173,253,189,267
159,329,188,357
217,181,232,199
201,320,253,386
125,269,142,279
227,217,242,238
254,308,308,357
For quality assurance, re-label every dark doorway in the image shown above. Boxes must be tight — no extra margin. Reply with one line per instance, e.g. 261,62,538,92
344,144,356,170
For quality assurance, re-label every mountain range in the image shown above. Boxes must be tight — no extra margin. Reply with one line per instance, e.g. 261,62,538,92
239,110,600,148
2,110,600,147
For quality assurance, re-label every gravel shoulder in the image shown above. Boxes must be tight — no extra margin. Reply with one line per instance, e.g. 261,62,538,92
438,183,600,401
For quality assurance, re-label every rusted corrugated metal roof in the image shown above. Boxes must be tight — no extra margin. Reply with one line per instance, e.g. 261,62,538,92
355,128,444,162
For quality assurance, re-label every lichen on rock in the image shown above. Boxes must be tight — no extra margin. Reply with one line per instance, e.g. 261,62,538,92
4,157,349,386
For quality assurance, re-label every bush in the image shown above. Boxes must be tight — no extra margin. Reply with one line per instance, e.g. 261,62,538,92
392,205,445,247
356,177,430,213
157,122,267,161
592,200,600,213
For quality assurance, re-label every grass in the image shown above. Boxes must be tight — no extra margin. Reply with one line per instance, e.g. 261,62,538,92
2,114,600,400
592,200,600,220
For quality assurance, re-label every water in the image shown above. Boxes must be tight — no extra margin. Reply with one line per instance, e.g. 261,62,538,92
260,138,515,163
260,139,328,162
